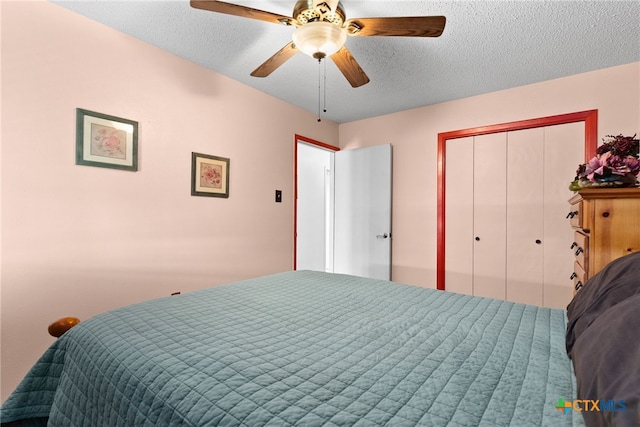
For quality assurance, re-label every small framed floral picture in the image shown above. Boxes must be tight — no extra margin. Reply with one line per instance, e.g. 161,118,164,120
75,108,138,171
191,152,230,198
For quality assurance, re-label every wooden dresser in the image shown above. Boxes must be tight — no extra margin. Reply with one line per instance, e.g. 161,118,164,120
568,188,640,293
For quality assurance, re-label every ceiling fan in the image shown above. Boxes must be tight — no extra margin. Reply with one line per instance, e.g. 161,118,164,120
190,0,446,88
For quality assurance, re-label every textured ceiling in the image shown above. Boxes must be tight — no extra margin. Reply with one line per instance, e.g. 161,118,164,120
51,1,640,124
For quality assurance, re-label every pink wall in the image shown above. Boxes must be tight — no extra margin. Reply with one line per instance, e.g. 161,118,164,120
339,62,640,287
0,1,338,401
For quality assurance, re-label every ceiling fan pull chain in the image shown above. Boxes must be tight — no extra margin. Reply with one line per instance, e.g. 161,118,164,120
323,59,328,115
317,58,322,122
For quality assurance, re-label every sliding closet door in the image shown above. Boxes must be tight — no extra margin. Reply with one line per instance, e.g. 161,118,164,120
472,133,507,300
506,128,544,305
444,137,474,295
543,122,584,307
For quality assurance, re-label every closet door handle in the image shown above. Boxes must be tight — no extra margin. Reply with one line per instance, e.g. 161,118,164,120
535,239,542,244
475,237,480,241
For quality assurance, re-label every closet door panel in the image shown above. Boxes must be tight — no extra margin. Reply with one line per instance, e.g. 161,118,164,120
473,133,507,300
444,137,474,295
543,122,585,308
506,128,544,305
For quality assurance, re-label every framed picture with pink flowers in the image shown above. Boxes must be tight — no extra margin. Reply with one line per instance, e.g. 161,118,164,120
191,152,230,198
75,108,138,171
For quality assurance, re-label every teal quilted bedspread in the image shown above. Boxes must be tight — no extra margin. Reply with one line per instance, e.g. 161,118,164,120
1,271,583,426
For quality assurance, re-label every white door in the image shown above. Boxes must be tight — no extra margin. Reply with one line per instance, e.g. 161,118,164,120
334,144,392,280
506,128,545,305
542,122,585,307
444,137,474,295
473,133,507,300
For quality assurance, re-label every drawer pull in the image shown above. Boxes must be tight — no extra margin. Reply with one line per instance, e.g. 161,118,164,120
602,211,610,218
535,239,542,244
475,237,480,241
570,272,577,280
575,281,583,291
575,247,584,256
566,212,574,219
570,242,578,249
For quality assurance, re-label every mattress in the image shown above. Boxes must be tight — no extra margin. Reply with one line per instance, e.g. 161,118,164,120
1,271,583,426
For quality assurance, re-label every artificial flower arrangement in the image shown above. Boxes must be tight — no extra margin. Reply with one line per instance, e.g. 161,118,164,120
569,134,640,191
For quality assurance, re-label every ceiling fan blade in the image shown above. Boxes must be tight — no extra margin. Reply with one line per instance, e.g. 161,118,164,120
345,16,446,37
251,42,299,78
330,46,370,88
190,0,296,26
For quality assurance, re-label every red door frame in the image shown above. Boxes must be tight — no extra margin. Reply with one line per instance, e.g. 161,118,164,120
293,134,340,270
436,110,598,290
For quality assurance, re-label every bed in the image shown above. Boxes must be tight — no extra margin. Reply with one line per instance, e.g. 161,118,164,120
565,251,640,427
3,263,629,426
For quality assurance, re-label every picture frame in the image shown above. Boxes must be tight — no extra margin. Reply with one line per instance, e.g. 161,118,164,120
191,152,230,198
76,108,138,171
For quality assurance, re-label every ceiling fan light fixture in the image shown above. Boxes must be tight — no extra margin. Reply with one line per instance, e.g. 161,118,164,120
293,21,346,59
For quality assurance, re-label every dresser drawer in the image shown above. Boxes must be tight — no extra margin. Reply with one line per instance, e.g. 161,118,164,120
572,260,587,294
569,201,582,228
572,231,588,271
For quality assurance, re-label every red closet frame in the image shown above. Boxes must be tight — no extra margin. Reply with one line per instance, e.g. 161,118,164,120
436,110,598,290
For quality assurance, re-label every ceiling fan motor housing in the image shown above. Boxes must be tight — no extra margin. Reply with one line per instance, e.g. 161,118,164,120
293,1,345,25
